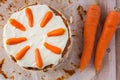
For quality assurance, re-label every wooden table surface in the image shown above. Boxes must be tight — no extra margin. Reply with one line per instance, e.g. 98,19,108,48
95,0,120,80
116,0,120,80
114,0,120,80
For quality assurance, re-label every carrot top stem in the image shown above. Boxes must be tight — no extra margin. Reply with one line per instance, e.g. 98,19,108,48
94,0,98,5
114,7,120,12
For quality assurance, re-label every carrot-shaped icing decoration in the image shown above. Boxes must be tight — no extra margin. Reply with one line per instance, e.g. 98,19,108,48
9,18,26,31
6,37,27,45
25,8,34,27
15,45,30,60
47,28,65,37
35,48,43,68
44,42,61,54
40,11,53,27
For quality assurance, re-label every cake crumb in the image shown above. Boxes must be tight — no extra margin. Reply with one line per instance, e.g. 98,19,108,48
69,16,73,23
9,76,14,80
0,58,8,79
0,14,4,20
56,76,64,80
25,0,28,5
18,72,22,75
12,71,15,73
28,73,31,77
56,74,69,80
78,52,82,59
25,74,27,77
41,75,45,80
43,64,54,70
62,68,75,76
43,69,48,72
0,0,7,4
68,0,72,4
72,35,76,37
71,62,79,68
10,55,16,62
77,5,86,21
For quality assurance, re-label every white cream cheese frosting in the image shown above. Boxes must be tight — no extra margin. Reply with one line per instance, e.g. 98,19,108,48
3,5,69,69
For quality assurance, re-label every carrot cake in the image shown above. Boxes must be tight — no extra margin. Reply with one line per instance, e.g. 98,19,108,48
3,5,71,69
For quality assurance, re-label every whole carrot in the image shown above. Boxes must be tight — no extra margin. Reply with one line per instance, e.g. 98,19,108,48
80,4,101,71
94,10,120,72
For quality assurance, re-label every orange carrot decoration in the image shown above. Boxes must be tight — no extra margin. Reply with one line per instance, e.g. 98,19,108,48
15,45,30,60
25,8,34,27
95,11,120,72
35,48,43,68
47,28,65,37
6,37,27,45
40,11,53,28
9,18,26,31
44,42,61,54
79,4,101,71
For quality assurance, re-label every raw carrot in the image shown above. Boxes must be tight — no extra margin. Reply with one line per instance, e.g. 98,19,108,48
44,42,61,54
9,18,26,31
40,11,53,28
47,28,65,37
15,45,30,60
25,8,34,27
94,11,120,72
6,37,27,45
35,48,43,68
80,4,101,71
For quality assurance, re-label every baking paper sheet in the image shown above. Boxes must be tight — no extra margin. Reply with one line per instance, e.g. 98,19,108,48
0,0,116,80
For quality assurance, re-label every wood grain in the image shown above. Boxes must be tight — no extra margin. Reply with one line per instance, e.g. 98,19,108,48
116,29,120,80
116,0,120,80
94,0,116,80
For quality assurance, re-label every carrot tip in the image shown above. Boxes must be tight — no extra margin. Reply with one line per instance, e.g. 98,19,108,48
96,67,100,73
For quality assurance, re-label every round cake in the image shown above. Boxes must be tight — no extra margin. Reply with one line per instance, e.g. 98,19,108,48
3,5,71,70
